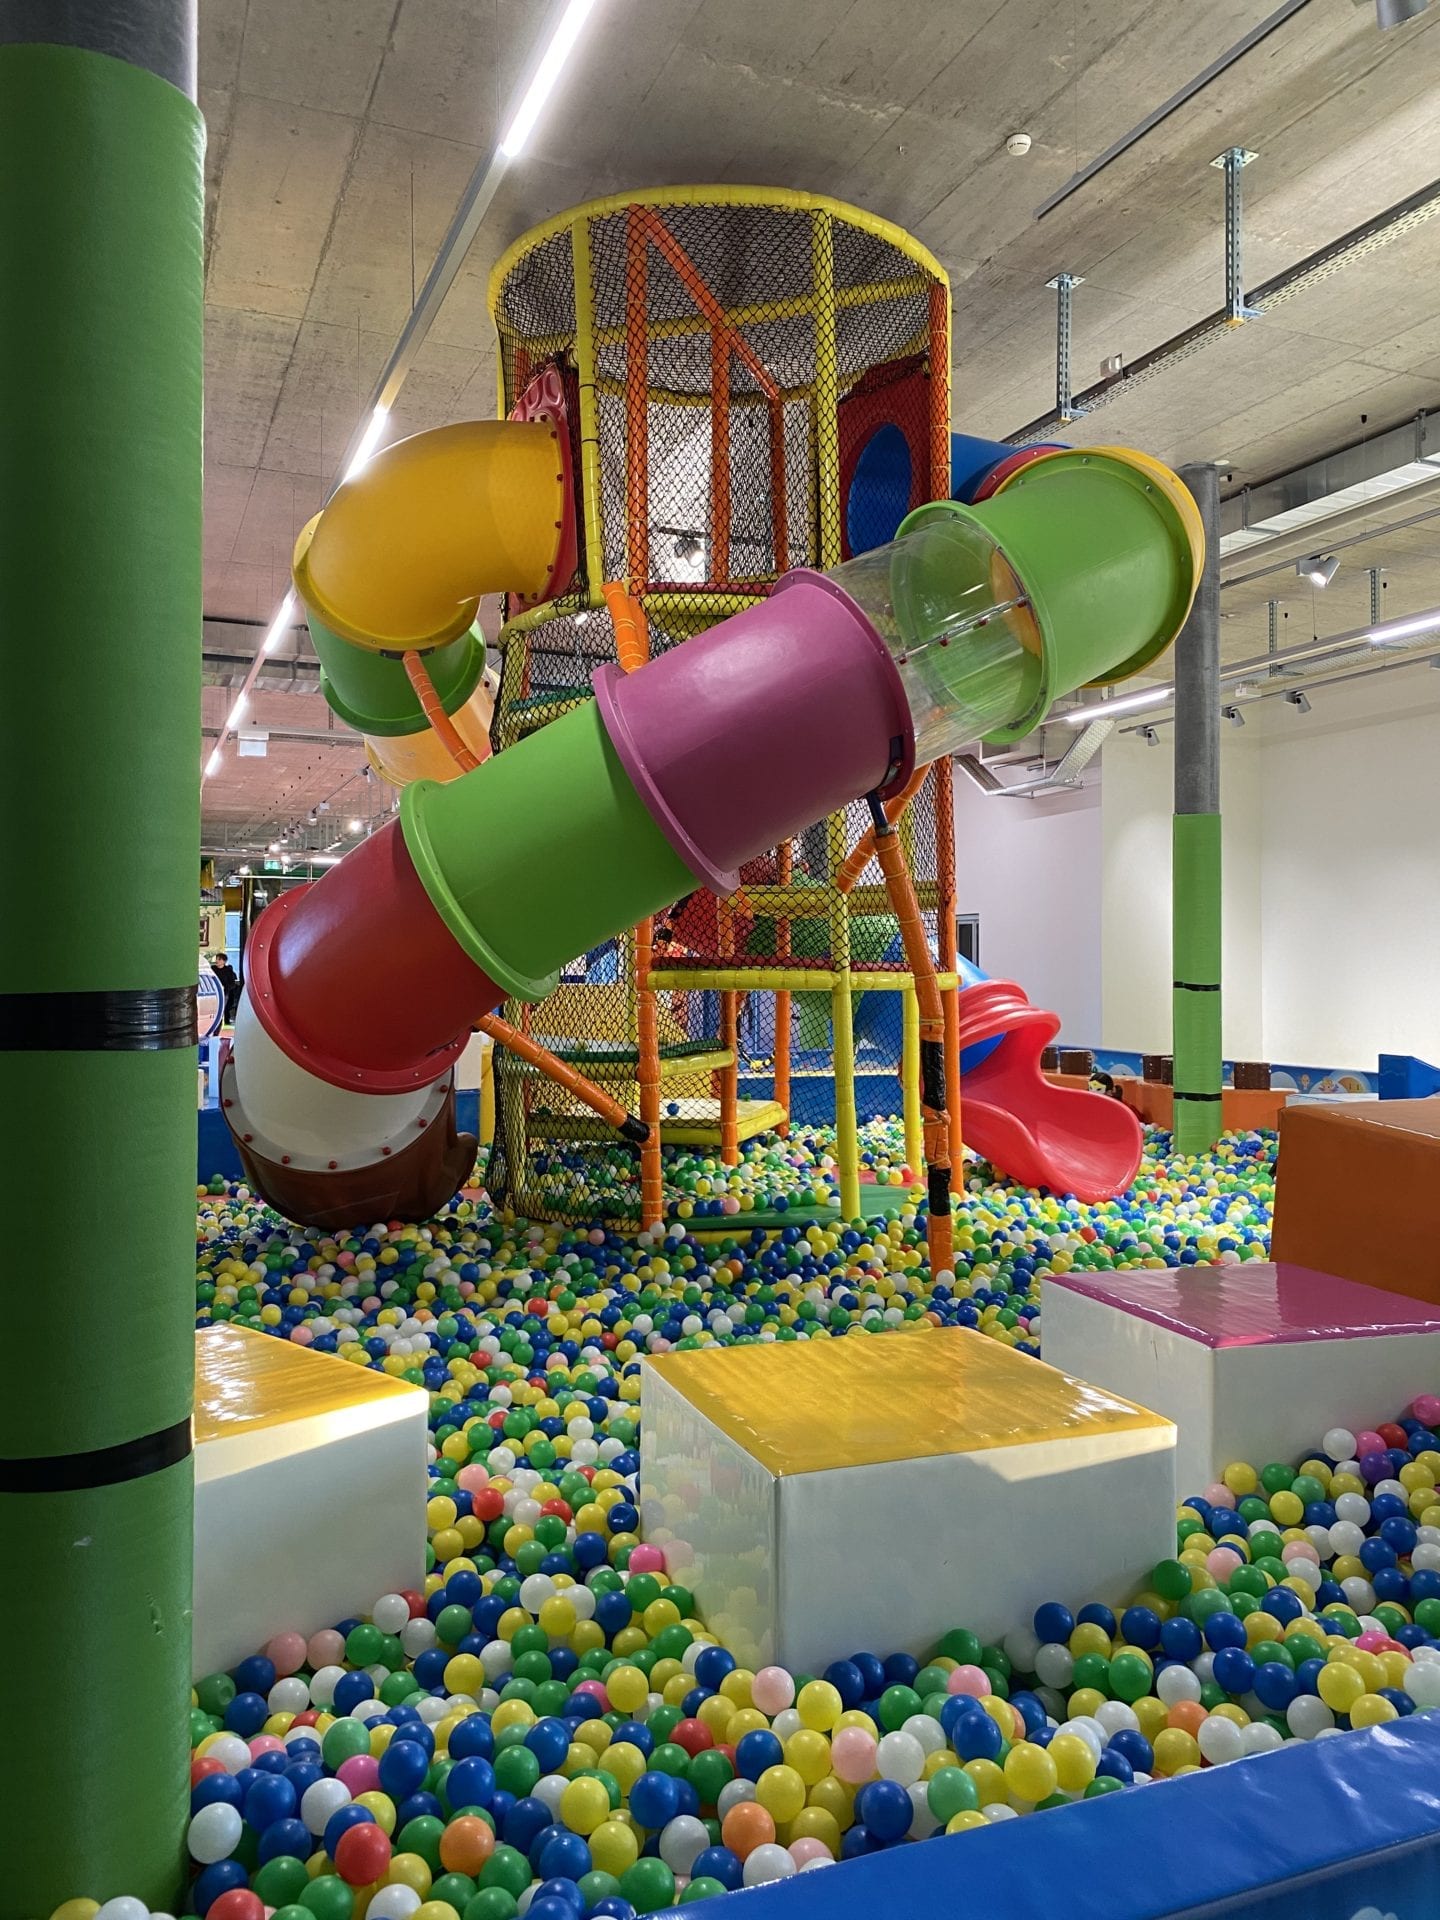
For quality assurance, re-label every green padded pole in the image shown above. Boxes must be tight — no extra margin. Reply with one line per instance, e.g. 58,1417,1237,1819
1171,463,1223,1156
0,11,202,1911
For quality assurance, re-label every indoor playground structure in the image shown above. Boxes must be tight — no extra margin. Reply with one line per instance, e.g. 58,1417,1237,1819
223,189,1187,1240
20,9,1440,1912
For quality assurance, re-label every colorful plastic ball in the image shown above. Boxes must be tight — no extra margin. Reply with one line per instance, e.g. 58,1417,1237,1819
830,1727,877,1785
335,1819,394,1884
743,1842,797,1886
188,1799,244,1863
720,1801,776,1859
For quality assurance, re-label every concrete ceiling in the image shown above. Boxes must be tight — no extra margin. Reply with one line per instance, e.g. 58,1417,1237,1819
200,0,1440,845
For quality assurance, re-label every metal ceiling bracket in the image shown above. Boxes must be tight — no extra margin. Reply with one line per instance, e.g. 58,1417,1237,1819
1045,273,1087,422
1211,147,1261,324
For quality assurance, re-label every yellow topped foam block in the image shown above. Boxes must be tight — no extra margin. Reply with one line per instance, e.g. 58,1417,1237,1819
194,1326,427,1676
641,1328,1175,1671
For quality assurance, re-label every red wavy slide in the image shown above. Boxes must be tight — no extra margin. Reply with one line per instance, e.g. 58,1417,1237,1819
956,979,1144,1202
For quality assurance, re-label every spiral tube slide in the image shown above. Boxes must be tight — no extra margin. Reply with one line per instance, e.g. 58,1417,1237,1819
226,428,1201,1227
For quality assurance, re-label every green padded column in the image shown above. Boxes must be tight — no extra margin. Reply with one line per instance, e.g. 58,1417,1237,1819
308,610,486,737
402,699,695,1000
0,26,201,1913
1173,813,1223,1154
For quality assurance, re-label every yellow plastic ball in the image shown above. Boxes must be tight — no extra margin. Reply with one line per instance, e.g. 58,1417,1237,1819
962,1758,1007,1806
1152,1728,1201,1776
788,1806,841,1853
1350,1692,1400,1729
1317,1662,1365,1714
1003,1741,1058,1803
385,1854,434,1895
756,1763,807,1823
443,1654,484,1697
606,1664,649,1715
806,1775,854,1825
784,1729,832,1786
590,1818,640,1877
946,1810,988,1835
1049,1732,1097,1792
797,1680,843,1731
561,1775,612,1835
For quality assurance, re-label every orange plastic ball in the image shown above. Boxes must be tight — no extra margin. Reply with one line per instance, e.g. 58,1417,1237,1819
439,1814,495,1874
1166,1700,1208,1737
721,1801,777,1860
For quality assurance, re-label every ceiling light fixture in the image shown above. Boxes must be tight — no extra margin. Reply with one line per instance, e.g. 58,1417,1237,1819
343,405,391,483
499,0,598,158
204,748,222,778
347,818,363,833
1296,553,1340,588
1284,689,1311,713
1222,705,1246,728
1375,0,1429,27
1139,725,1161,745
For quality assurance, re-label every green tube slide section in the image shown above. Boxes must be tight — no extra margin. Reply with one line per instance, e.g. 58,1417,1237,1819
402,698,696,1001
309,610,486,737
0,43,201,1911
1173,811,1223,1154
893,450,1198,745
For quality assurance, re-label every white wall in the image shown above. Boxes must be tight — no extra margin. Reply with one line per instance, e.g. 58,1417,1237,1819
1256,664,1440,1066
952,771,1102,1043
1100,725,1262,1059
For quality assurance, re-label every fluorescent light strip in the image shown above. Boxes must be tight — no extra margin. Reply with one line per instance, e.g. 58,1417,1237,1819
1367,609,1440,647
262,589,298,655
499,0,597,157
343,406,391,483
1062,686,1170,722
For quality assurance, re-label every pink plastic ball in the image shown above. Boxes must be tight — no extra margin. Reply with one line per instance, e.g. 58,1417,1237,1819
307,1628,346,1668
336,1251,356,1268
1203,1482,1237,1510
1355,1432,1386,1458
788,1838,833,1867
830,1727,877,1785
290,1325,314,1345
265,1631,308,1677
628,1545,666,1575
1206,1548,1242,1580
457,1465,491,1494
1355,1630,1389,1653
1281,1541,1317,1565
751,1667,795,1716
1414,1395,1440,1427
361,1294,382,1313
946,1665,990,1698
337,1754,381,1793
248,1735,285,1759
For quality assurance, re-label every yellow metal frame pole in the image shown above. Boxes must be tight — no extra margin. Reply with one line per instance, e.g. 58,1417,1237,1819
901,984,923,1178
826,809,861,1220
571,212,607,602
812,208,842,571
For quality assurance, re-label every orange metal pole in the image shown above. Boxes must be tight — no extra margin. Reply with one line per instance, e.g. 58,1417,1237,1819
624,207,650,587
403,650,483,774
476,1013,647,1141
934,753,963,1196
928,278,951,501
835,766,931,897
710,328,731,586
870,805,953,1278
773,840,792,1137
602,580,665,1224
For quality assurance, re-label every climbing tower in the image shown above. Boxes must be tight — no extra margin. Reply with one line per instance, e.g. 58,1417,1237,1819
483,188,958,1227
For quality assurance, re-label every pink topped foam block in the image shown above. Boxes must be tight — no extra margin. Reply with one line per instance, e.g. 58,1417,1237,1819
1045,1262,1440,1350
1040,1261,1440,1494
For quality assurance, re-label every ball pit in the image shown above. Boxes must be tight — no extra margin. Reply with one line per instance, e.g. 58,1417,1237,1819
58,1126,1305,1914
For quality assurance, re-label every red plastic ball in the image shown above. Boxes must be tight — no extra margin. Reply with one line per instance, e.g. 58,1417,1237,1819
401,1588,427,1618
672,1718,714,1757
474,1488,505,1522
1378,1424,1408,1450
208,1893,264,1920
190,1756,226,1786
335,1820,393,1885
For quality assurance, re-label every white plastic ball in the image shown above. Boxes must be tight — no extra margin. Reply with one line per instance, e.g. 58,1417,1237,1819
1406,1664,1440,1709
1195,1716,1244,1766
902,1713,946,1756
876,1730,925,1786
1334,1495,1371,1526
372,1591,411,1634
402,1617,438,1656
1341,1576,1378,1613
798,1856,833,1872
983,1803,1020,1822
771,1708,803,1741
1241,1722,1284,1757
1286,1695,1336,1739
1094,1701,1139,1738
1003,1626,1042,1673
1156,1665,1202,1707
1034,1644,1074,1689
268,1676,310,1714
187,1801,243,1863
96,1903,149,1920
301,1777,352,1833
519,1573,556,1612
659,1814,710,1875
1322,1428,1356,1461
533,1773,568,1813
366,1892,422,1920
907,1780,940,1838
744,1843,797,1885
309,1663,346,1707
202,1733,250,1774
1063,1716,1106,1757
717,1779,758,1818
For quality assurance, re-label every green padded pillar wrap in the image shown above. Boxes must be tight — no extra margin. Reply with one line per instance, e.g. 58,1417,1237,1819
1172,811,1223,1154
0,42,202,1911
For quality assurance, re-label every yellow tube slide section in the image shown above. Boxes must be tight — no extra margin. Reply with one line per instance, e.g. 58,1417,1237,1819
365,673,497,788
294,419,566,652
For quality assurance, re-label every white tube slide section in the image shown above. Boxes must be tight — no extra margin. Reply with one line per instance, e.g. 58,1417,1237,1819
224,993,453,1174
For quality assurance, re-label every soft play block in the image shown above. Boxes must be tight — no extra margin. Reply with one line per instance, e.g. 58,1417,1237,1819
640,1330,1175,1671
1040,1262,1440,1497
1272,1098,1440,1302
193,1324,427,1676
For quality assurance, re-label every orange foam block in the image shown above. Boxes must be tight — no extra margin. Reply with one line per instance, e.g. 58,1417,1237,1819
1272,1100,1440,1304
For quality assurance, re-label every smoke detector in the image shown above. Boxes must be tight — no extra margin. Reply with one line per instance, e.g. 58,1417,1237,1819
1006,132,1032,156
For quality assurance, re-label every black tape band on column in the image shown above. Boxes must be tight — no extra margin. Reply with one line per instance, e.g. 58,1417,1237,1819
0,985,199,1050
1,1417,192,1493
